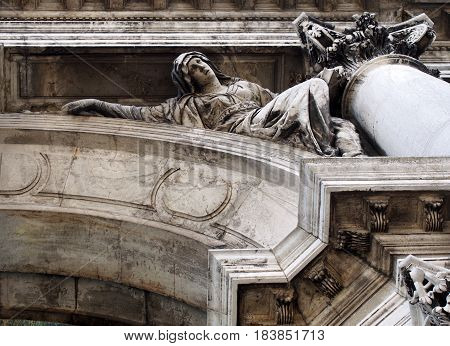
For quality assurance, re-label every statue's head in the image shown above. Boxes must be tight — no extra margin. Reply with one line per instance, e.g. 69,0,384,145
171,51,236,98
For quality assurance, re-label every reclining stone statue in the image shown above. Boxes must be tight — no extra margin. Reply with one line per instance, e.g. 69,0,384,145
62,51,364,157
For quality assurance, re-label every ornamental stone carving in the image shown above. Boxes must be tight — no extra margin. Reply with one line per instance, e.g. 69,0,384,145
399,255,450,326
305,260,342,299
420,196,445,232
294,12,436,76
62,51,365,158
365,197,389,233
336,229,371,255
271,287,297,325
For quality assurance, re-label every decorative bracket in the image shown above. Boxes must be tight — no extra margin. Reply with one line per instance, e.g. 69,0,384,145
420,196,445,232
271,287,297,325
305,260,342,299
365,196,390,233
293,12,436,76
336,229,371,255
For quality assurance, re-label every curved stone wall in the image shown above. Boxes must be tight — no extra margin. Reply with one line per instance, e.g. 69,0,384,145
0,113,310,323
0,271,205,325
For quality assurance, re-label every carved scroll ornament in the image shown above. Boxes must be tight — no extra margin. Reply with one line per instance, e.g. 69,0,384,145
422,198,445,232
305,261,342,299
294,12,436,76
337,229,370,255
271,287,297,325
366,197,389,233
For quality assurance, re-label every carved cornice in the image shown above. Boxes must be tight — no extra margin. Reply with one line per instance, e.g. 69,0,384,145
0,11,361,22
369,234,450,275
0,19,304,47
358,292,410,326
0,16,449,50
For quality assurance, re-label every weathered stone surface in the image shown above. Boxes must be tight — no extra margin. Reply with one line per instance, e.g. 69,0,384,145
0,114,305,324
76,278,146,324
0,211,122,281
0,0,449,325
0,210,211,310
0,272,76,313
1,47,302,113
0,0,448,45
0,271,203,325
146,292,206,326
1,116,450,326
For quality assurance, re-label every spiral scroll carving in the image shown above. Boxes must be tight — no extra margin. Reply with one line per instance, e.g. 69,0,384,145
368,200,389,233
271,287,296,325
423,199,444,232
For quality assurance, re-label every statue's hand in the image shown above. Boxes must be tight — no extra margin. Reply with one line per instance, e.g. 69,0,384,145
61,99,98,115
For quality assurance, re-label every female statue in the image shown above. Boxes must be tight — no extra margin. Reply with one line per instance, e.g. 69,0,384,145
62,51,364,157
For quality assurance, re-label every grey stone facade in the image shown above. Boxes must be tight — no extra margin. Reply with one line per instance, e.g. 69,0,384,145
0,0,449,326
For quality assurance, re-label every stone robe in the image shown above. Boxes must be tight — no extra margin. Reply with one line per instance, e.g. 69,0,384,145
92,78,363,157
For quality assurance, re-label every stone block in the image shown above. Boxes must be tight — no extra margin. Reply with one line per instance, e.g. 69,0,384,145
76,278,146,324
146,291,206,326
0,272,76,313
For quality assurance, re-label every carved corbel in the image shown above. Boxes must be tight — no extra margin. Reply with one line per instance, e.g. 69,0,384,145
305,260,342,299
399,255,450,326
365,196,390,233
336,229,370,255
270,287,297,325
420,196,445,232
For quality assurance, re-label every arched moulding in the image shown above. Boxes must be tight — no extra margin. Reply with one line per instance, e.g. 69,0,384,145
0,152,50,196
151,167,232,222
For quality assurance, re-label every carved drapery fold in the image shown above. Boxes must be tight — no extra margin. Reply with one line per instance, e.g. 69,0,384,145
399,255,450,326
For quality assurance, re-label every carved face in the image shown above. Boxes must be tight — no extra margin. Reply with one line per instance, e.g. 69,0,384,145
187,57,217,90
172,51,235,97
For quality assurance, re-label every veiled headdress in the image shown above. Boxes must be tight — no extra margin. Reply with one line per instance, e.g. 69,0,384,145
171,51,238,98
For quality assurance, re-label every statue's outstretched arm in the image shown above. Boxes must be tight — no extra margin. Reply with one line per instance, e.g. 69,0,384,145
61,99,171,123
